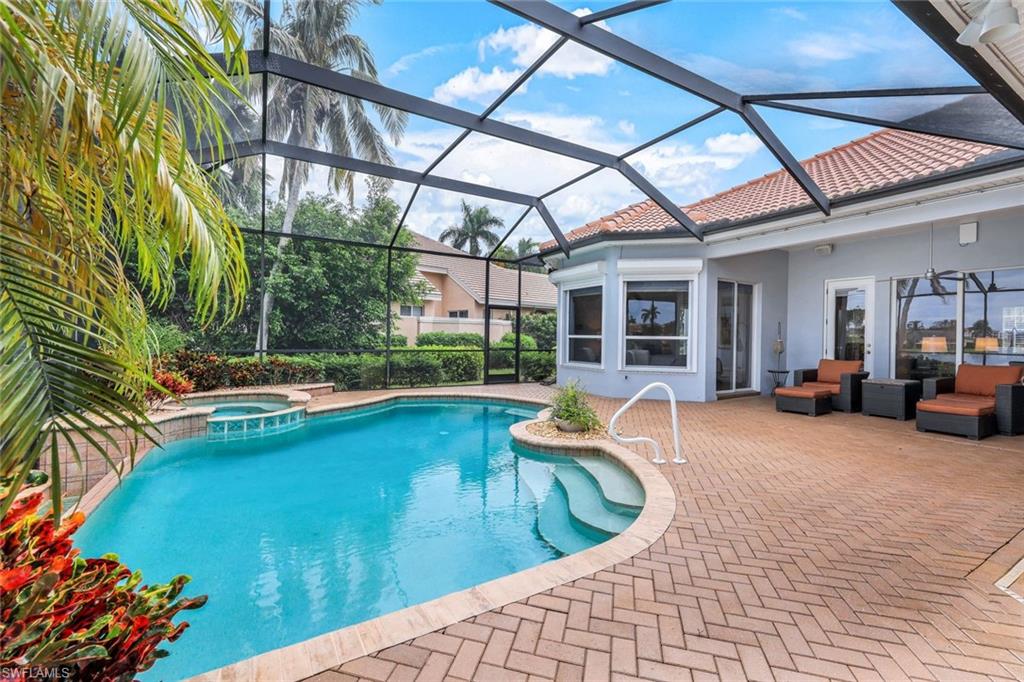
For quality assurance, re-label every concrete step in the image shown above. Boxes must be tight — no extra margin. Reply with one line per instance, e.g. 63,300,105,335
552,465,636,536
573,457,644,511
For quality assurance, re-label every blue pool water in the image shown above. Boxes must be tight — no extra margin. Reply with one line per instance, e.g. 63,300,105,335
194,399,290,417
76,401,639,680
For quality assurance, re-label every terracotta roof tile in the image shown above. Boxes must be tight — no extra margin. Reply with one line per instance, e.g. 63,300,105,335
544,129,1006,249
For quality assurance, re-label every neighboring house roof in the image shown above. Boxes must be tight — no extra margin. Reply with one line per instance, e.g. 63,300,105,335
544,129,1018,249
410,271,441,299
411,232,556,309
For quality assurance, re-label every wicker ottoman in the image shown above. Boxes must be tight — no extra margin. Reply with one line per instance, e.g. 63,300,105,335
775,386,833,416
862,379,922,421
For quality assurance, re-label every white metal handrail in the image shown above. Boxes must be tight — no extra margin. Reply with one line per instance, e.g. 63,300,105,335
608,382,684,465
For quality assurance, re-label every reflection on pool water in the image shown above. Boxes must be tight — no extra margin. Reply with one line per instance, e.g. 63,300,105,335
76,400,641,679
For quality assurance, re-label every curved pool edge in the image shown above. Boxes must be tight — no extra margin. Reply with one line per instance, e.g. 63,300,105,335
74,384,334,516
188,394,677,682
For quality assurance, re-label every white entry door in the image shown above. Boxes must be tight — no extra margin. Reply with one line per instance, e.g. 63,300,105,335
824,277,875,377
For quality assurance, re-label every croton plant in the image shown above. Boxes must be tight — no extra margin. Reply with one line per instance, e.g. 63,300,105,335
0,490,206,678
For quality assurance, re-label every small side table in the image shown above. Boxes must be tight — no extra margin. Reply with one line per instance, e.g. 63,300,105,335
767,369,790,396
862,379,922,421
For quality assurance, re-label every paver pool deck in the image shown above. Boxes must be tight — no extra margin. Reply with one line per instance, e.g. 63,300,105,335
301,385,1024,682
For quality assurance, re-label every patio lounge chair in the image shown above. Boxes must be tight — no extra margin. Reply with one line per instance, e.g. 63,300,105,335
775,360,868,416
917,364,1024,440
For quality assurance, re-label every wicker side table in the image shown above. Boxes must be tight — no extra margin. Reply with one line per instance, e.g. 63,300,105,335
862,379,922,421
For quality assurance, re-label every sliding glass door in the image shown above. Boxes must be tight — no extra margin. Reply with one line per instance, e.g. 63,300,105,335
717,281,754,393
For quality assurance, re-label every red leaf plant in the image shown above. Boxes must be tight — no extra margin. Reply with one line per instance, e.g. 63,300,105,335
144,369,194,410
0,493,206,679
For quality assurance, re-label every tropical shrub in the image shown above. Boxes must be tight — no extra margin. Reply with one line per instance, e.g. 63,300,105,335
145,371,194,409
490,333,536,370
415,332,483,348
390,352,443,387
164,351,229,392
522,312,557,349
550,380,602,431
0,492,206,678
521,351,556,382
417,347,484,383
358,356,388,389
147,321,189,356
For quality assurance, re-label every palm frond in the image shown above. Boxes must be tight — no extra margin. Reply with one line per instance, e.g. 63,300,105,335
0,0,250,516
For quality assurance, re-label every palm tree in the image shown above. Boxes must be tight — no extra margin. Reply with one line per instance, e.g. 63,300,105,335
640,302,661,332
0,0,249,516
516,237,540,258
439,201,505,256
253,0,406,351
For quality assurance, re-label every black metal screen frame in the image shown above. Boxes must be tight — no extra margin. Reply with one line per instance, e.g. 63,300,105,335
190,0,1024,389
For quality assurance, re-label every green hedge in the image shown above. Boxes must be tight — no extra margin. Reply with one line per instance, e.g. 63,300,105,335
415,331,483,348
163,347,487,393
489,333,536,370
520,350,555,381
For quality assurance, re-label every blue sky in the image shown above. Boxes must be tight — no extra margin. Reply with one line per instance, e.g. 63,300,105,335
277,1,976,245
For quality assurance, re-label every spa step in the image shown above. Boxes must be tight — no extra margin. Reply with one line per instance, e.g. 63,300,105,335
536,488,606,556
552,465,635,536
573,457,644,511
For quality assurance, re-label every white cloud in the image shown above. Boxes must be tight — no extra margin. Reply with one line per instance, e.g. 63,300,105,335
617,120,636,137
432,9,615,107
704,132,763,157
482,9,614,79
385,44,453,77
787,32,879,63
773,7,808,21
679,53,834,92
432,66,522,105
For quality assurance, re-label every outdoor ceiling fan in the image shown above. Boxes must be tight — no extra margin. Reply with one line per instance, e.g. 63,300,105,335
957,0,1022,46
922,224,965,285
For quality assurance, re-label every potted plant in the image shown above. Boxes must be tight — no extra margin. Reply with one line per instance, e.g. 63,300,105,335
550,380,602,433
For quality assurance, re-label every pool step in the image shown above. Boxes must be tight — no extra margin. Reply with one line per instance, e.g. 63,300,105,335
536,488,606,555
552,465,636,536
573,457,644,511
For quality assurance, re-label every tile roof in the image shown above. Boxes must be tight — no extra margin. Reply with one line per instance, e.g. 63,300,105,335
411,232,556,309
545,129,1009,248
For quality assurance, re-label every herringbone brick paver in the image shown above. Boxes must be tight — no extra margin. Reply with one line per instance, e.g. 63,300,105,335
306,386,1024,682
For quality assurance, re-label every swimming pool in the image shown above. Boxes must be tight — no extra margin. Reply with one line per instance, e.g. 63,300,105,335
76,400,642,679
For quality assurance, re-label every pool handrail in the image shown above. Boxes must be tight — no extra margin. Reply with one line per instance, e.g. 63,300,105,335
608,382,684,465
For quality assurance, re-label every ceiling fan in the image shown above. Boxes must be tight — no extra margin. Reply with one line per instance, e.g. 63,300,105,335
922,224,965,286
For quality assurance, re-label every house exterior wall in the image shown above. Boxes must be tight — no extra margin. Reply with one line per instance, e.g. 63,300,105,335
394,268,555,344
704,250,790,399
553,244,791,401
785,207,1024,379
552,205,1022,401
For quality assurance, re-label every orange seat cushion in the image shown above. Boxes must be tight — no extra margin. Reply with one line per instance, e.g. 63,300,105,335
954,364,1024,396
817,359,863,384
801,381,841,396
776,386,832,400
918,394,996,417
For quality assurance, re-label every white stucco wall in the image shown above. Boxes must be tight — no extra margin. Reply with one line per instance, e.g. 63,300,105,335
785,207,1024,379
554,244,790,401
552,203,1022,401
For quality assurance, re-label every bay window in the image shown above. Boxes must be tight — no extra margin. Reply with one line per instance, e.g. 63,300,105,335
623,280,692,369
566,285,602,364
